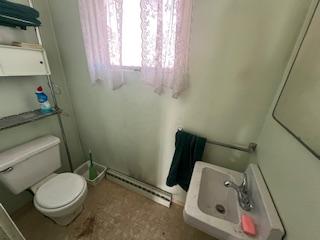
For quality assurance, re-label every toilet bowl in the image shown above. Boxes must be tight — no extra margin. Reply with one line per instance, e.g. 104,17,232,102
33,173,87,225
0,135,88,225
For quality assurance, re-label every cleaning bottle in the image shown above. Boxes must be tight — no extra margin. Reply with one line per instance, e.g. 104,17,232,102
35,86,53,113
88,150,97,180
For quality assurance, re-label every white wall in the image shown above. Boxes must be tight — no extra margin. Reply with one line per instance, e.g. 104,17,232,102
252,1,320,239
46,0,312,203
0,0,84,213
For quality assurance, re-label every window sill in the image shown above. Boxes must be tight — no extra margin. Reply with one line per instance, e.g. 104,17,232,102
121,66,141,72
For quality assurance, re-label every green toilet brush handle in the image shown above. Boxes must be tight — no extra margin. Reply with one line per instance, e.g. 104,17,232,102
89,151,93,166
88,150,97,180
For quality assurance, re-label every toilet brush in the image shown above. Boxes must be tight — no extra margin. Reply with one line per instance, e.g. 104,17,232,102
88,151,97,180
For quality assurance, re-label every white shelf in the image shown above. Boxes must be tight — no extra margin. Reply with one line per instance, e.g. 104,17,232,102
0,44,51,76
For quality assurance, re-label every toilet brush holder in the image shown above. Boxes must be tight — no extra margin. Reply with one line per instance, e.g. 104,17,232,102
74,161,106,186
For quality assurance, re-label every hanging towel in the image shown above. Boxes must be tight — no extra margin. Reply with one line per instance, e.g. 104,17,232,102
166,130,207,191
0,0,41,30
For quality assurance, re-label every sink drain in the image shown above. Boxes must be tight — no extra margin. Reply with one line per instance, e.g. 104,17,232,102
215,204,226,214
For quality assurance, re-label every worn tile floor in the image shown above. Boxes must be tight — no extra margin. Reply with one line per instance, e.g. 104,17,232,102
12,179,216,240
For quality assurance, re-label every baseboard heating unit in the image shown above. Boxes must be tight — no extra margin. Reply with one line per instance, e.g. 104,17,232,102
106,168,172,208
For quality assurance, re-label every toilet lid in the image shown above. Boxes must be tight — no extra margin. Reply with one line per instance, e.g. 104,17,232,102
35,173,86,209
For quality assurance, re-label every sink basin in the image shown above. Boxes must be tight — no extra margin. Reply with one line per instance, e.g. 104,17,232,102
184,162,285,240
198,167,239,224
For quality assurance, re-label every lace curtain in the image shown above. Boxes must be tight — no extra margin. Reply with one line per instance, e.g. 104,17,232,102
79,0,192,97
141,0,192,97
79,0,125,90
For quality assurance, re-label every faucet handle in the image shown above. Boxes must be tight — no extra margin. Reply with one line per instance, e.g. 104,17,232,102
241,173,248,190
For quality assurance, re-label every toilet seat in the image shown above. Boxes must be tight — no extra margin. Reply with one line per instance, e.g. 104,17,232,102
35,173,86,209
34,173,87,218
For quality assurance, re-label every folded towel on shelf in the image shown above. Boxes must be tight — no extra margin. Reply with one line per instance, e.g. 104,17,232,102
0,0,41,30
0,15,40,29
166,130,207,191
0,0,39,18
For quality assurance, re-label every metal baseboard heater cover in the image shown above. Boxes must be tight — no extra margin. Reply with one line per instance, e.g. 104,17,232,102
106,168,172,208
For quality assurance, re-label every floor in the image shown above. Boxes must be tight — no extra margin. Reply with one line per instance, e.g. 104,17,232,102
12,180,215,240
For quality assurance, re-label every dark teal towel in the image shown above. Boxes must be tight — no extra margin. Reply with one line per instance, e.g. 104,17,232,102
0,0,39,18
0,15,40,29
166,130,207,191
0,0,41,29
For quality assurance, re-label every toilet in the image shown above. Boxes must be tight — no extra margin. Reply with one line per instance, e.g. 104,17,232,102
0,135,87,226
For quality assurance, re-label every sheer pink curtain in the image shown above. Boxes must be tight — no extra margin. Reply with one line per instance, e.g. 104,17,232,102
79,0,125,89
79,0,192,97
140,0,192,97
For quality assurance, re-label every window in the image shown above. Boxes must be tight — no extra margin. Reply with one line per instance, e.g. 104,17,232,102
79,0,192,96
120,0,177,68
122,0,142,67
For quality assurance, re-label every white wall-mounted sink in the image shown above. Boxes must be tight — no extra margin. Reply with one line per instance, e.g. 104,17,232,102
184,162,284,240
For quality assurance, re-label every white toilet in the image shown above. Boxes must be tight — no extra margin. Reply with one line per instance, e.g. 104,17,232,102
0,135,87,226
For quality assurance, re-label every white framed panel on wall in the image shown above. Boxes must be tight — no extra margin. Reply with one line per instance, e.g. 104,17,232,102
0,44,51,76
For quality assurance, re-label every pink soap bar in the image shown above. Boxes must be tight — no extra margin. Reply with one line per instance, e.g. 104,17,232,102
241,214,257,236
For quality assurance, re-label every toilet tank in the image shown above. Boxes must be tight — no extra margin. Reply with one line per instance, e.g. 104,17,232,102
0,135,61,194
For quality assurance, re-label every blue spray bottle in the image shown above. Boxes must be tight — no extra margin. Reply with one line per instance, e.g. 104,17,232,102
35,86,53,113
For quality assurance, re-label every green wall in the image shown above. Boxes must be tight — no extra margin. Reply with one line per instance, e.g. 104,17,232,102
47,0,312,203
252,1,320,239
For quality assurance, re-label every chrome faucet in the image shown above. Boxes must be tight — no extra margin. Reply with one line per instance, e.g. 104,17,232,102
224,173,254,211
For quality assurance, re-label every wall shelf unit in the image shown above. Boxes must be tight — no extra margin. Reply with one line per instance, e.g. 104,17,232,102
0,108,62,131
0,0,74,171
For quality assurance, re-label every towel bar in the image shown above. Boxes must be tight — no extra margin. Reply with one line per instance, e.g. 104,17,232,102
177,128,257,153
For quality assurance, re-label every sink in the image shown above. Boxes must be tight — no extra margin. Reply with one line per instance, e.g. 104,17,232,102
198,168,239,224
184,162,285,240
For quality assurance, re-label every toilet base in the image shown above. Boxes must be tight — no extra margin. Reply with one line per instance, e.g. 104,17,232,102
49,204,84,226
